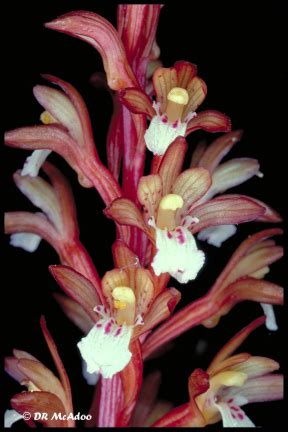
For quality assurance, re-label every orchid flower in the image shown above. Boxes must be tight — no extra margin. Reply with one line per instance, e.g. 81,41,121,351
4,75,121,205
5,317,74,428
49,240,181,380
120,60,231,156
4,162,103,299
153,317,283,427
105,137,268,284
190,130,282,246
142,228,283,359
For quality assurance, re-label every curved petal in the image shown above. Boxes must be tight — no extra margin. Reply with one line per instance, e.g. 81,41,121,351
138,175,162,219
190,195,265,233
119,87,155,118
196,130,242,173
49,265,100,322
174,61,198,89
186,110,231,135
183,76,207,116
135,268,155,316
158,137,188,195
45,11,137,90
153,67,177,112
104,198,150,236
172,168,212,213
11,391,69,427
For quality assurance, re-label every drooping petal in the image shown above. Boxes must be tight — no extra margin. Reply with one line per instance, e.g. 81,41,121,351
5,124,93,188
10,232,42,252
197,225,237,247
5,211,58,251
246,197,282,222
49,265,100,322
45,11,137,90
190,140,207,168
190,195,265,233
186,110,231,135
196,130,242,173
120,87,155,117
138,175,162,219
158,137,188,195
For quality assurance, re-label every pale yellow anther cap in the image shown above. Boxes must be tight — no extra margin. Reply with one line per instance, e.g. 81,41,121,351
159,194,184,211
167,87,189,105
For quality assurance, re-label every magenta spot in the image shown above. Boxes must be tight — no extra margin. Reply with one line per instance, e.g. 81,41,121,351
237,413,244,420
161,115,168,124
232,413,236,419
96,323,102,328
167,231,172,239
227,398,234,404
172,120,178,128
115,327,122,337
231,406,239,412
177,269,184,273
95,306,101,311
104,320,113,334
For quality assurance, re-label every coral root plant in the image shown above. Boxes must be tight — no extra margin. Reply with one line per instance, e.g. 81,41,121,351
4,2,285,429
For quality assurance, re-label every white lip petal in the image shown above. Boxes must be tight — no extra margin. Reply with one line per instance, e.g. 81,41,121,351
151,225,205,283
82,359,100,385
215,401,255,428
21,150,52,177
260,303,278,331
4,409,23,428
77,312,133,379
197,224,237,247
10,233,42,252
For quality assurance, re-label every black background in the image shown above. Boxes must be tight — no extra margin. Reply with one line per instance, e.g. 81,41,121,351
3,1,286,429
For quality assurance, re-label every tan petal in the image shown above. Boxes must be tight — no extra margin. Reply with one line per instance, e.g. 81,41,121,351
120,87,155,118
11,391,69,427
136,288,181,340
112,239,140,289
174,61,198,89
172,168,212,215
49,265,100,322
186,110,231,135
158,137,188,196
135,268,155,316
231,356,279,379
190,140,207,168
53,293,94,334
208,353,251,377
183,77,207,117
152,67,177,113
104,198,150,236
17,359,67,407
197,130,243,173
102,268,130,309
207,317,265,372
138,175,162,219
